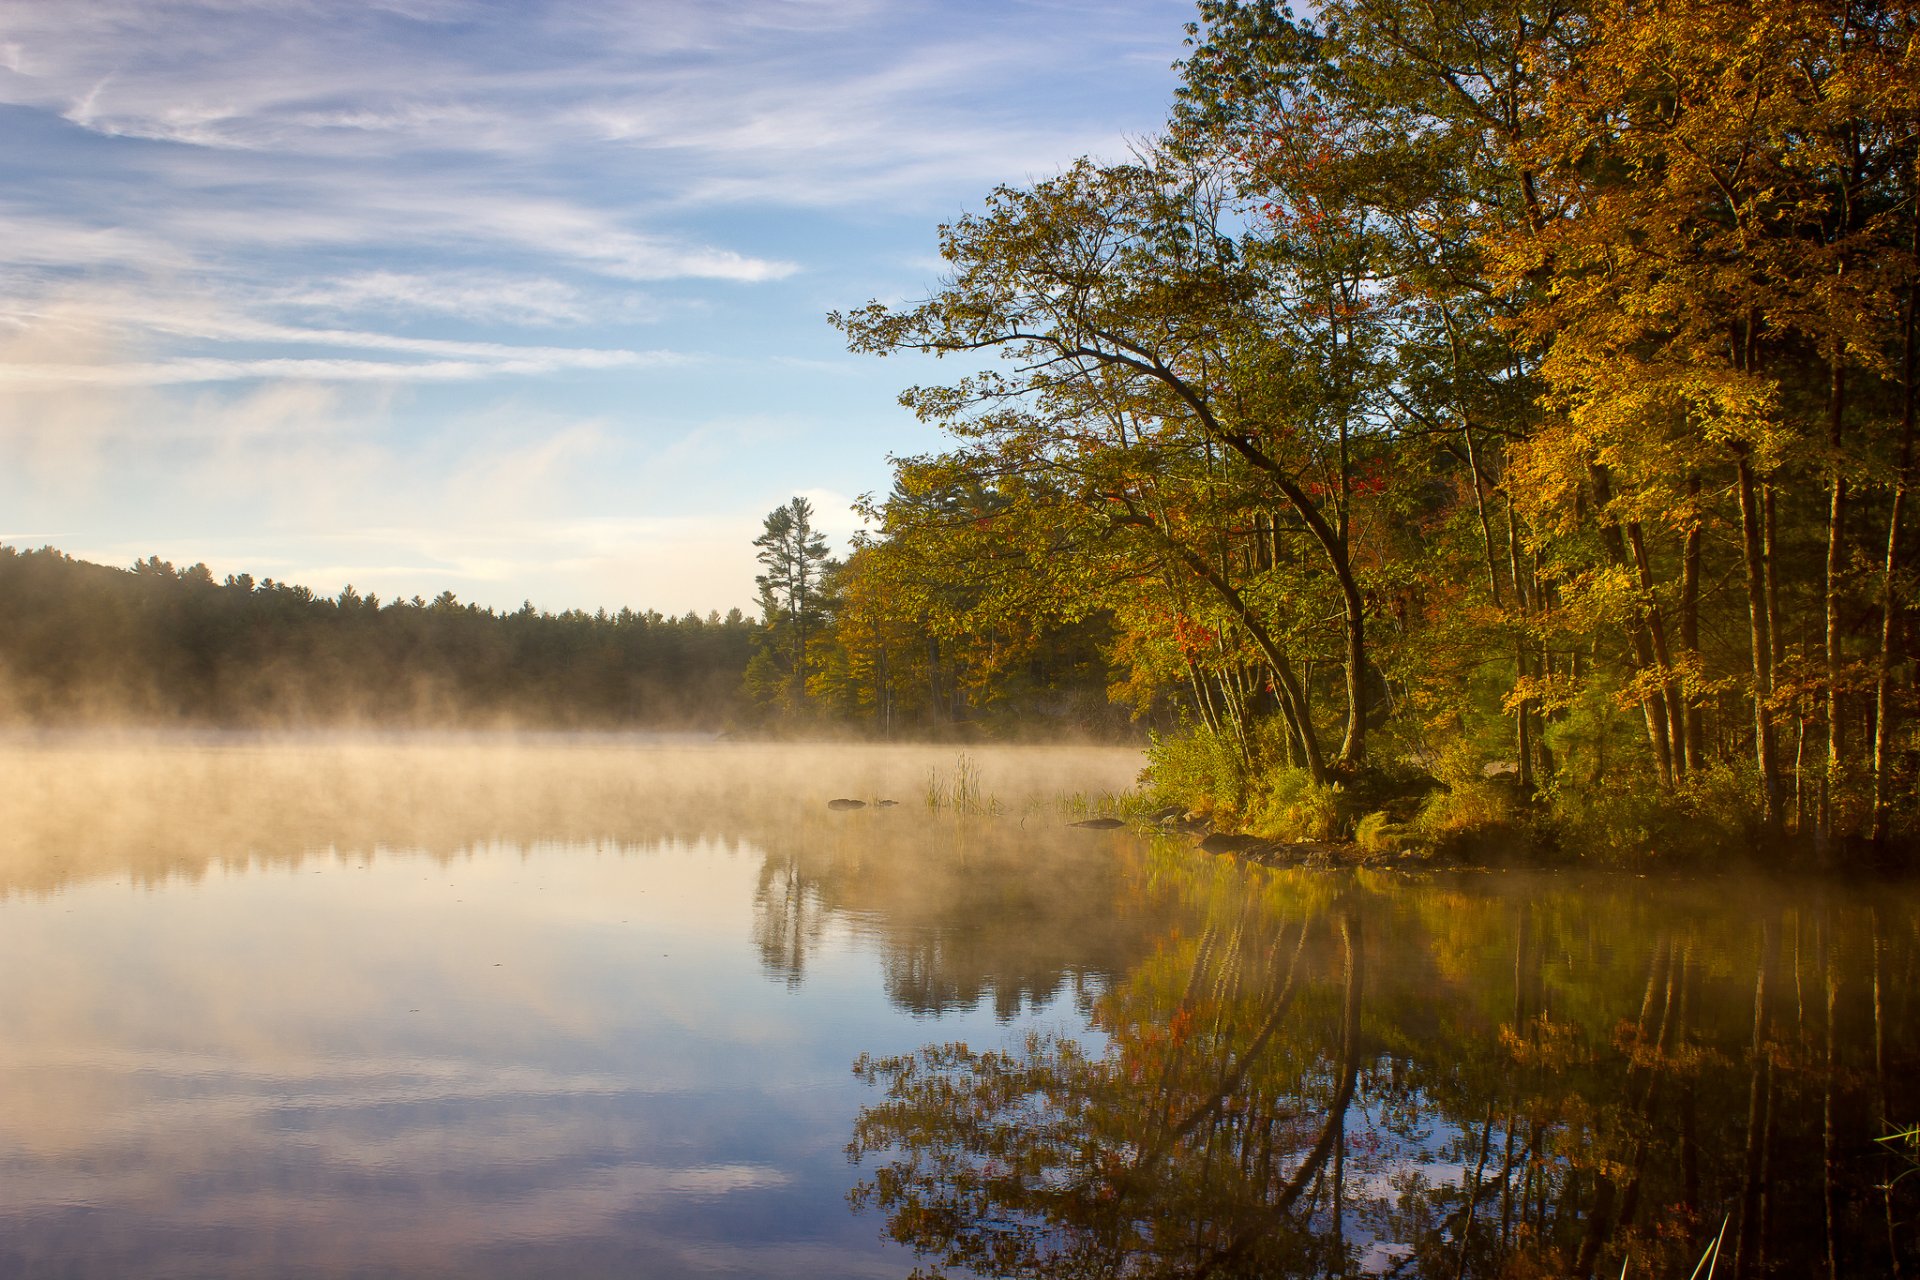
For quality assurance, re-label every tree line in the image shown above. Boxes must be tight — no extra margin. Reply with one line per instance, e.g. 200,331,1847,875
0,545,759,728
802,0,1920,858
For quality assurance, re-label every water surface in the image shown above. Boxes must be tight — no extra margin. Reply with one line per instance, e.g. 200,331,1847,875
1,737,1914,1278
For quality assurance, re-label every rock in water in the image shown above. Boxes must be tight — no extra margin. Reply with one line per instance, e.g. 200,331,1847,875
827,798,867,810
1070,817,1126,830
1199,832,1266,855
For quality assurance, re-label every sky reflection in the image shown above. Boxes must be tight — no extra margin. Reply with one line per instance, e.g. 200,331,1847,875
0,740,1149,1278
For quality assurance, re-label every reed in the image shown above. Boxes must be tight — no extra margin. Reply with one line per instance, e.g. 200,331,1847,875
924,753,1000,816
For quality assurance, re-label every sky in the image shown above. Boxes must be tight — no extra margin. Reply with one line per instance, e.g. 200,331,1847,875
0,0,1193,615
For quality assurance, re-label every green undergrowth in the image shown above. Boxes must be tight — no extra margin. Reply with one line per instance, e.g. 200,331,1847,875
1141,724,1784,868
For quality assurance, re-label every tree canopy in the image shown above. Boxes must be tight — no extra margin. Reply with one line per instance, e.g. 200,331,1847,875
821,0,1920,861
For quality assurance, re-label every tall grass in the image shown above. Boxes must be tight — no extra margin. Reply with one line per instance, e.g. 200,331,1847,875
924,753,1001,816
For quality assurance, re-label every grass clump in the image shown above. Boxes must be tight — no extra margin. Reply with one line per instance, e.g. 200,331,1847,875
1353,810,1406,856
924,753,1001,816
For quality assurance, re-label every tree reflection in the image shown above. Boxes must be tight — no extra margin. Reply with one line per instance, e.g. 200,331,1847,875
850,902,1363,1278
848,864,1920,1278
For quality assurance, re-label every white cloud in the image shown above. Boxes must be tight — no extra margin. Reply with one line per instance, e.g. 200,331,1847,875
0,0,1189,611
0,277,693,387
273,271,597,326
0,351,675,386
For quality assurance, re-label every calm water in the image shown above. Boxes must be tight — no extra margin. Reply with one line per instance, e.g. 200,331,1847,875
0,737,1914,1278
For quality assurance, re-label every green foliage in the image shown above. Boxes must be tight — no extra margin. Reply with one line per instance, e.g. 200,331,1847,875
1242,767,1342,841
1545,761,1767,867
1143,724,1250,818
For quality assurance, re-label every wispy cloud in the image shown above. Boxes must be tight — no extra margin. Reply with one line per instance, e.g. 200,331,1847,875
0,0,1189,609
273,272,597,326
0,351,677,387
0,281,692,385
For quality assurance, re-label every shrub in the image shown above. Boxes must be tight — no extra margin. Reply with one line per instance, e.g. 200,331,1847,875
1411,740,1530,857
1353,809,1400,856
1143,723,1251,818
1243,767,1342,841
1545,758,1764,865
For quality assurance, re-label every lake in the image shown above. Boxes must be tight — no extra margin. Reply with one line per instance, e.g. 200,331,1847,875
0,736,1913,1278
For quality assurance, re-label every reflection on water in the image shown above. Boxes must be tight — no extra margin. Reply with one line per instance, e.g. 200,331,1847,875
849,862,1920,1278
0,737,1153,1278
2,737,1915,1278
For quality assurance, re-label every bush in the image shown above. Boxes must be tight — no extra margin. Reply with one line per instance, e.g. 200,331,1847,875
1411,740,1531,857
1243,767,1342,841
1143,724,1248,818
1545,759,1764,865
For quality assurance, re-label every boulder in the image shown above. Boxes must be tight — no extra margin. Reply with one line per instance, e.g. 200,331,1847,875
1199,832,1268,855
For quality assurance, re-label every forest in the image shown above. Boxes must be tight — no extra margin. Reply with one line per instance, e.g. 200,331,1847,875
789,0,1920,862
0,545,760,728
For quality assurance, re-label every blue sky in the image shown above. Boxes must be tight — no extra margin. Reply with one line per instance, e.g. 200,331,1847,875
0,0,1192,613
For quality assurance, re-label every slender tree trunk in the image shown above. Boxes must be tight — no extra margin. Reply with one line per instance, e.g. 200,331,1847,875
1507,503,1538,788
1127,509,1329,782
1187,657,1222,737
1736,446,1784,829
1592,464,1675,784
1133,367,1368,771
1682,477,1706,773
1823,913,1843,1280
1873,911,1904,1279
1734,923,1775,1280
1629,520,1688,776
1874,217,1918,849
1195,911,1362,1277
1826,356,1850,849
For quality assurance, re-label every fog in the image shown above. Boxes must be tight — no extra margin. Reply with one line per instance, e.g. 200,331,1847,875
0,734,1163,1277
0,733,1146,897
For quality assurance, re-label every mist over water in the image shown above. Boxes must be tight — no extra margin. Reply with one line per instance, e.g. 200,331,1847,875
0,736,1152,1278
1,737,1914,1278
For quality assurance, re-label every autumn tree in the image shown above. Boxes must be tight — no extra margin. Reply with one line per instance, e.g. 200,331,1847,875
1491,0,1920,836
836,149,1399,780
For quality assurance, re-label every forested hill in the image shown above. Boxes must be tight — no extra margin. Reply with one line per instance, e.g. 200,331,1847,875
0,546,760,729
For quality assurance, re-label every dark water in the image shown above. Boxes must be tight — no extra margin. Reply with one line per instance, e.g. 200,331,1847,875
0,739,1914,1278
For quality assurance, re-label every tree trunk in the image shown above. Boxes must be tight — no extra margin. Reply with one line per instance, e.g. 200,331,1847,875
1733,923,1774,1280
1682,476,1706,773
1825,356,1849,848
1874,221,1918,850
1628,519,1689,777
1591,464,1675,785
1736,446,1784,829
1126,508,1329,782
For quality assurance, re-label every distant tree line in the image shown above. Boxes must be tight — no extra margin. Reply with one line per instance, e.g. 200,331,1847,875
0,546,760,728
